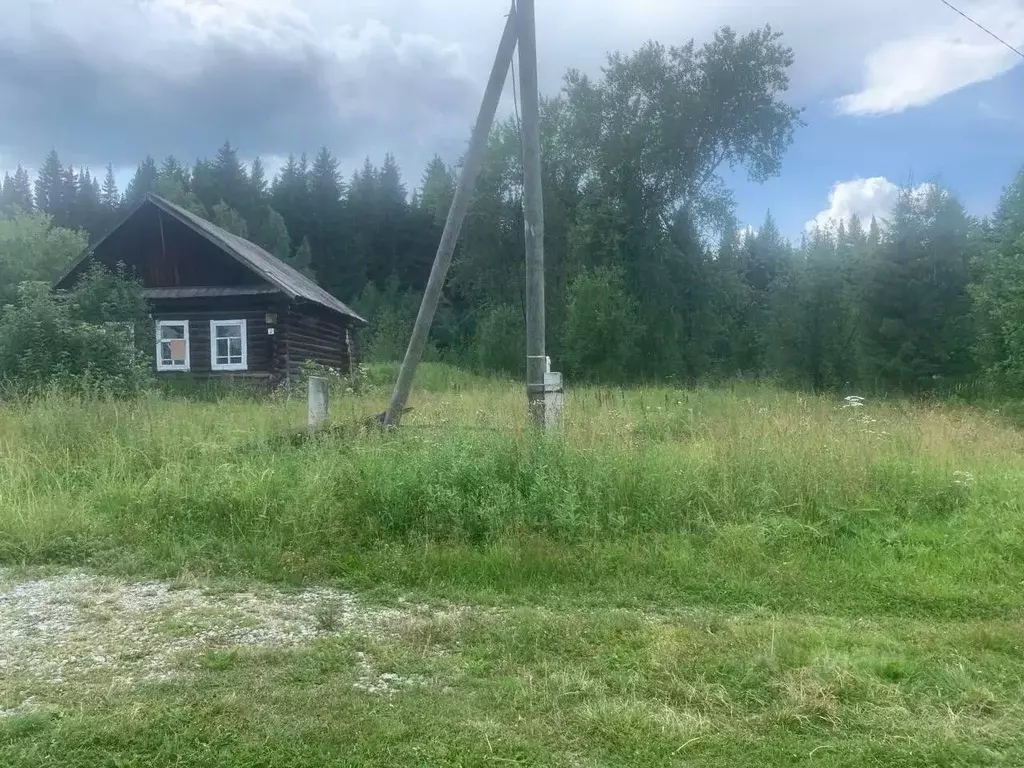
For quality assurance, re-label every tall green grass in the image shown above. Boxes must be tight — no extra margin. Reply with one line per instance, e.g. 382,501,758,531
1,365,1023,617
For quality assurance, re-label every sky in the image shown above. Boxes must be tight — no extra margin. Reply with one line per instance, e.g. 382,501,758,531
1,0,1023,239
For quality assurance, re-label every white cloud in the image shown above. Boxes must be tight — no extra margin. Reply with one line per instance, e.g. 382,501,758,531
406,0,1024,114
806,177,934,231
836,0,1024,115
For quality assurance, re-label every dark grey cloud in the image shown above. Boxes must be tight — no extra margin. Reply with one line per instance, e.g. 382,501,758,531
1,0,1017,183
0,0,480,174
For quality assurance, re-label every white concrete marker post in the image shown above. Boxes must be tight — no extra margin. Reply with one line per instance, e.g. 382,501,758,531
543,355,563,429
308,376,329,430
544,370,563,429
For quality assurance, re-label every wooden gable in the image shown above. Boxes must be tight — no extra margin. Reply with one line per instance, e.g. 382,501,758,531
57,200,266,290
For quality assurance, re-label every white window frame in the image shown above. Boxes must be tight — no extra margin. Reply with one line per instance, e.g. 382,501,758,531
210,319,248,372
155,320,190,372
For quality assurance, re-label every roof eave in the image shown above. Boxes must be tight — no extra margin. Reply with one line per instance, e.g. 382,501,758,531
292,297,369,326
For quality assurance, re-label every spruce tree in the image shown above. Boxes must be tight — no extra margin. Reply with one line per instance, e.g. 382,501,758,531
0,173,12,215
804,226,852,389
847,213,865,245
0,166,34,215
270,154,311,249
417,155,456,226
293,237,313,271
58,164,79,229
661,209,721,379
378,153,407,206
34,150,65,215
212,200,249,238
251,206,291,261
307,147,349,296
0,173,19,218
744,211,788,293
191,159,217,211
75,167,104,240
211,140,248,213
287,236,317,281
155,159,206,216
342,159,384,297
11,166,34,213
125,156,159,204
249,157,267,204
704,223,749,372
372,154,413,288
970,167,1024,393
101,163,120,212
859,185,975,391
734,211,791,374
867,216,881,248
160,156,189,188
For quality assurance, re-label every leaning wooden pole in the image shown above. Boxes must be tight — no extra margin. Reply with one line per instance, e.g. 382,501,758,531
382,5,519,428
516,0,547,427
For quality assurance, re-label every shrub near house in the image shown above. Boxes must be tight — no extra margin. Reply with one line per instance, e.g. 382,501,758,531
0,265,151,396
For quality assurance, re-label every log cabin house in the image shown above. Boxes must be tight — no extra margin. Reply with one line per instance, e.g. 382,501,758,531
53,193,367,384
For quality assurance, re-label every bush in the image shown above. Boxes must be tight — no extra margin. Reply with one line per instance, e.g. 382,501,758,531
562,266,642,382
473,304,525,376
354,277,442,363
0,212,89,307
0,264,151,397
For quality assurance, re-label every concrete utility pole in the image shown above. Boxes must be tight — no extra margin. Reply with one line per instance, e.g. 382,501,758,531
382,5,520,427
516,0,548,427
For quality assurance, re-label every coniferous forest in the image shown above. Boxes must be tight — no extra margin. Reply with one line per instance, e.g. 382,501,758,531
2,28,1024,398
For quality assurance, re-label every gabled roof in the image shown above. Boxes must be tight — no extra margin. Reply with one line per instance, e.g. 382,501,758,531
55,193,367,325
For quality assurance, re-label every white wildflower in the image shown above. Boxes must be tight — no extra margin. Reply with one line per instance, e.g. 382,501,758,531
952,471,975,488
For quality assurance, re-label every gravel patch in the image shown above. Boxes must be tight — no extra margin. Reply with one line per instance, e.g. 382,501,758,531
352,651,427,695
0,696,39,719
0,569,408,693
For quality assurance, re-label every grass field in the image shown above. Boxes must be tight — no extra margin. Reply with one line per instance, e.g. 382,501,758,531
2,364,1024,766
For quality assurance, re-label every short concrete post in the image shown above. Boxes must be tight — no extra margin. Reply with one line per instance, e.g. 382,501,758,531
308,376,329,430
543,369,563,429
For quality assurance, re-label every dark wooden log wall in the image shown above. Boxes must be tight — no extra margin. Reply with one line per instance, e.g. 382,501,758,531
281,303,360,379
145,296,361,383
148,296,284,378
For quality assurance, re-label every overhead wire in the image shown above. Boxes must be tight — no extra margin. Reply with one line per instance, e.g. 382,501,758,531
937,0,1024,61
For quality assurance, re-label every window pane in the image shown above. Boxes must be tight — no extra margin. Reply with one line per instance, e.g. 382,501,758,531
157,322,188,369
212,321,244,368
216,323,242,340
160,339,186,365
